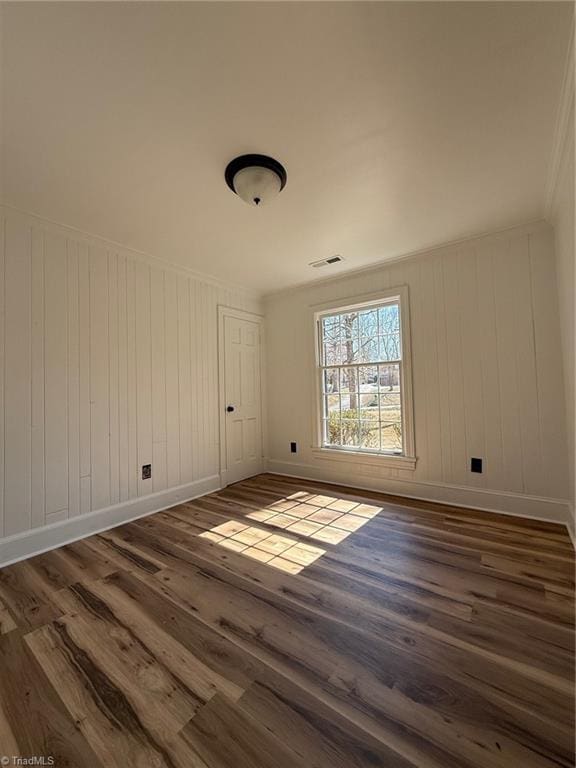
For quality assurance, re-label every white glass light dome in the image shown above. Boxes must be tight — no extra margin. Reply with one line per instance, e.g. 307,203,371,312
225,154,287,207
233,165,282,206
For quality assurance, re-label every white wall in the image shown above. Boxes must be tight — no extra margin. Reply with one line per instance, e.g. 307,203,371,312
265,222,571,523
0,206,261,561
0,205,570,565
549,104,575,527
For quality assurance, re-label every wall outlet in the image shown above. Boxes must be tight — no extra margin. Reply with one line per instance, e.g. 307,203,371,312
142,464,152,480
290,442,297,454
470,458,483,473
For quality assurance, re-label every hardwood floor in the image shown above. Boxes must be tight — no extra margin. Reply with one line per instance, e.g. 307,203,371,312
0,473,573,768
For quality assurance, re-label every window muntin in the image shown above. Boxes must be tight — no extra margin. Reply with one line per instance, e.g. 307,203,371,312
318,299,405,455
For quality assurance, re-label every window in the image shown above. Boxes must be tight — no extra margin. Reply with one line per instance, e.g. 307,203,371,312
314,289,415,467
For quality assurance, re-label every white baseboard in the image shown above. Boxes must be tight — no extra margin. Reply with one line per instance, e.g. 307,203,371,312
3,464,572,568
266,459,572,529
566,503,575,548
0,474,221,568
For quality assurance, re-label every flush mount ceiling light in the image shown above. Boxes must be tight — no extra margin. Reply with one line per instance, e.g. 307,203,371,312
225,154,287,207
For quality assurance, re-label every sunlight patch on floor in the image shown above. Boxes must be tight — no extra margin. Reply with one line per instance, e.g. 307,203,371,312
199,490,382,574
199,522,325,574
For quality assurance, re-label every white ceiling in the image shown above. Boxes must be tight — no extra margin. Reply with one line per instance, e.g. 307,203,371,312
1,2,572,293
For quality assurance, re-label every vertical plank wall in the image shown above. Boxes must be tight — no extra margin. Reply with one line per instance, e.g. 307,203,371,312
0,208,261,540
264,221,570,521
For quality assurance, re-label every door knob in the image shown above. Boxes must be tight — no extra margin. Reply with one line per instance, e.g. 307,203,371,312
226,405,235,413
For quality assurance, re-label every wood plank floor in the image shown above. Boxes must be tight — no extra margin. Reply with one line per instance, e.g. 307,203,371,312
0,473,573,768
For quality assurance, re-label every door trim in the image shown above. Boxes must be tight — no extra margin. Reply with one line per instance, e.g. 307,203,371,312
217,305,266,487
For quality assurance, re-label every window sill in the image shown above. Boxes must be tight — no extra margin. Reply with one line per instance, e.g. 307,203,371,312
311,447,417,470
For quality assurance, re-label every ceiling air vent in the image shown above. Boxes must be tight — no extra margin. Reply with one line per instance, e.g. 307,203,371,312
309,255,344,269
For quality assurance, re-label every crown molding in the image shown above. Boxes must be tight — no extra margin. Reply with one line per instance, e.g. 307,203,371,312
0,203,263,300
544,14,575,219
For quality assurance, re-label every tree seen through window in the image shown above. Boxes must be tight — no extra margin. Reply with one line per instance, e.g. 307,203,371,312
319,301,403,453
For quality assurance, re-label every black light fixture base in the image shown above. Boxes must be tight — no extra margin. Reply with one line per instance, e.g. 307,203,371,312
225,154,287,193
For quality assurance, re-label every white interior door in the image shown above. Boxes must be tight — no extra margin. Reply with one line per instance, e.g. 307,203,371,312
220,310,263,485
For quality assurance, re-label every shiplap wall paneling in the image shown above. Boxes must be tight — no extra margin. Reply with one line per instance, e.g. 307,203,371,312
89,246,110,511
135,262,153,498
78,242,92,516
126,256,138,501
164,271,180,489
117,253,130,504
31,227,45,528
191,279,201,481
419,257,443,483
475,240,505,492
405,260,431,483
0,217,5,538
265,222,569,516
510,236,542,497
151,267,168,493
108,252,121,507
530,228,569,499
4,216,32,537
458,247,486,489
45,232,69,522
67,240,80,520
493,237,526,492
197,283,216,479
207,285,220,475
0,207,262,547
193,279,204,479
442,250,468,487
177,276,193,484
432,254,453,485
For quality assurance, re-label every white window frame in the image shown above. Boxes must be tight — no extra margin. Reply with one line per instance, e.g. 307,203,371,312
311,286,417,470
